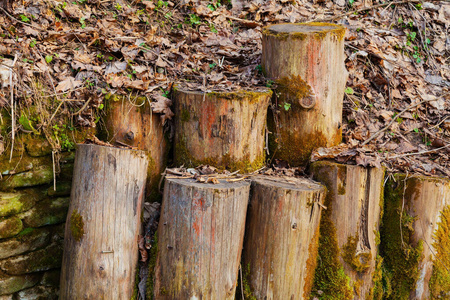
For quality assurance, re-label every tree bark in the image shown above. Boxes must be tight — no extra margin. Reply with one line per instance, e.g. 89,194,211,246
60,144,148,300
173,88,272,172
310,161,385,299
381,174,450,300
262,23,347,166
153,177,251,299
241,175,325,299
103,95,168,201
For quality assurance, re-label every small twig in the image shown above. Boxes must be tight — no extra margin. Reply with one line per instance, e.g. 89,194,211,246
389,143,450,159
9,54,18,162
52,150,56,191
361,97,440,146
71,98,92,116
314,0,441,22
317,202,328,210
0,7,42,29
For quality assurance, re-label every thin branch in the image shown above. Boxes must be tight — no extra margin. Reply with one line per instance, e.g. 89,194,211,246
0,7,42,29
361,97,441,146
315,0,441,22
389,143,450,159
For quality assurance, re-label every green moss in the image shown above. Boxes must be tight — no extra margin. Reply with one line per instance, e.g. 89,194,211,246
175,136,265,173
263,22,346,42
276,74,313,104
205,90,272,103
236,263,256,300
17,227,35,236
429,205,450,298
337,184,346,195
146,233,158,300
342,234,371,272
69,209,84,242
366,255,386,300
0,216,23,238
130,265,140,300
379,174,423,299
311,164,353,299
180,108,190,122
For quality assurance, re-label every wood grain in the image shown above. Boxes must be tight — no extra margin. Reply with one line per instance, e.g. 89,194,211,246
60,144,148,300
153,178,251,299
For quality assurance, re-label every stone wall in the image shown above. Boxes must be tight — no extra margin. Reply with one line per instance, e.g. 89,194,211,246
0,136,75,299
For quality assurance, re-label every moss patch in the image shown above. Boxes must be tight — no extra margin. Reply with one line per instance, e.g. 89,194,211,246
379,174,423,299
146,233,158,300
342,234,371,273
0,216,23,239
69,209,84,242
175,136,265,173
276,74,313,104
235,263,256,300
429,205,450,298
310,164,353,299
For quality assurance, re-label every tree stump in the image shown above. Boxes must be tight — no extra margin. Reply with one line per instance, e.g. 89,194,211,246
262,23,347,166
381,174,450,300
310,161,385,299
103,95,168,201
241,176,326,299
60,144,148,300
153,178,251,299
173,88,272,172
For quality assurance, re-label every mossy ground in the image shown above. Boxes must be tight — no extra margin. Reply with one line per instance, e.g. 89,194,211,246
379,175,423,299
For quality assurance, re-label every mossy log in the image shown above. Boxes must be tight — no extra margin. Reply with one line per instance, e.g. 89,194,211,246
241,176,325,299
381,174,450,300
103,95,168,201
310,161,385,299
173,88,272,172
262,23,346,166
153,177,250,299
60,144,148,300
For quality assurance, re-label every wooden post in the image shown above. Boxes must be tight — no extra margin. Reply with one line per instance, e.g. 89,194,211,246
60,144,148,300
103,95,168,201
310,161,385,299
381,174,450,299
153,178,251,299
173,88,272,172
241,176,326,299
262,23,346,166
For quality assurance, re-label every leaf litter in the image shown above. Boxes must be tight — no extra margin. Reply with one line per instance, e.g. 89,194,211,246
0,0,449,178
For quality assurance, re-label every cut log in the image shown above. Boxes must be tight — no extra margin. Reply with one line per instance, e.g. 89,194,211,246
381,174,450,300
103,95,168,201
60,144,148,300
262,23,346,166
241,175,325,299
153,177,251,299
310,161,385,299
173,88,272,172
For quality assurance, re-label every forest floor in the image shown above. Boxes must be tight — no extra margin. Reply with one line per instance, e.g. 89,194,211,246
0,0,449,177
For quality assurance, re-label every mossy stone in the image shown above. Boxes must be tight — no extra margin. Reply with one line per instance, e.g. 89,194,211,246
47,181,71,197
0,243,63,275
40,270,61,287
0,272,41,296
16,285,58,300
0,154,51,177
0,216,23,239
0,165,53,190
19,197,69,228
0,192,37,218
0,227,51,259
24,136,53,157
